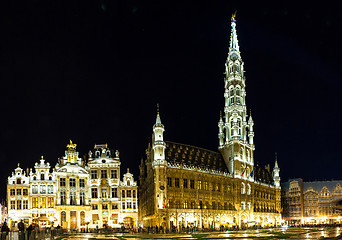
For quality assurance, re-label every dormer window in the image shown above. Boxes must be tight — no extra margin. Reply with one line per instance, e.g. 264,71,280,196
127,180,130,186
16,178,21,184
41,174,45,181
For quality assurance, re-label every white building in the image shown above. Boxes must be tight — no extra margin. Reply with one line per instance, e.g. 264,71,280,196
7,141,138,230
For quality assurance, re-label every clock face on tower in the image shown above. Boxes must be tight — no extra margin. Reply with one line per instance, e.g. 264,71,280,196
230,52,238,61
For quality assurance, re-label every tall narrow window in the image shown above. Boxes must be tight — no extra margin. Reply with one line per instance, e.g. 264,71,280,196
48,185,53,194
61,191,66,205
101,170,107,179
175,178,180,188
80,212,85,226
80,192,85,205
111,169,118,179
11,201,15,209
60,178,66,187
79,179,85,188
91,188,98,199
112,188,118,198
127,190,131,198
23,200,28,209
167,177,172,187
40,197,46,208
17,200,22,210
183,179,188,188
32,198,38,208
40,185,46,194
69,178,76,187
48,197,54,208
70,192,76,205
91,170,98,179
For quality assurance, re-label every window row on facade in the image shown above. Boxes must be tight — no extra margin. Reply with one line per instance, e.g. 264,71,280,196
90,169,118,179
10,197,54,210
90,188,136,199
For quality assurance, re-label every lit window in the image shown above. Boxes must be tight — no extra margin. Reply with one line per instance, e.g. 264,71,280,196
40,197,46,208
32,197,38,208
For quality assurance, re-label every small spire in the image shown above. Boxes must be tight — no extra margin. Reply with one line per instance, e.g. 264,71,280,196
229,12,240,54
274,152,279,168
41,155,44,159
127,168,130,173
155,104,162,124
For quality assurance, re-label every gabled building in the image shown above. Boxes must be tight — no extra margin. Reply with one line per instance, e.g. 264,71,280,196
87,144,138,229
282,179,342,224
7,141,138,230
139,15,281,230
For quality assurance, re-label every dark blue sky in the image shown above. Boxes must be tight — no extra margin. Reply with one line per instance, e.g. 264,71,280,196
0,1,341,199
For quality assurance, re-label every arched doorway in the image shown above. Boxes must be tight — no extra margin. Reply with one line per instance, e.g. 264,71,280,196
123,217,135,228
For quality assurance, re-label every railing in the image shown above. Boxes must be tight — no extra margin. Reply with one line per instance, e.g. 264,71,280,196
0,229,64,240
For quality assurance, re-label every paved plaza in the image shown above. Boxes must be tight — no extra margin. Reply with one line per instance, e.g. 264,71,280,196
60,227,342,239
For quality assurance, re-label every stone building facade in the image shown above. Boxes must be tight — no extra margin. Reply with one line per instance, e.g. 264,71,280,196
139,16,281,230
282,179,342,224
7,141,138,230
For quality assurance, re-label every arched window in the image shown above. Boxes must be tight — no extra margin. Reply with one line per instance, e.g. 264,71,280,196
61,211,66,226
80,211,85,226
16,178,21,184
247,184,251,195
241,182,245,194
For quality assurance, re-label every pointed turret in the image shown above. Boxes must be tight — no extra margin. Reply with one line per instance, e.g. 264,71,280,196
218,111,224,147
248,110,254,145
273,152,280,187
152,105,166,166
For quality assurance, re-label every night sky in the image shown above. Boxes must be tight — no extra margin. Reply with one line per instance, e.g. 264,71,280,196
1,2,341,200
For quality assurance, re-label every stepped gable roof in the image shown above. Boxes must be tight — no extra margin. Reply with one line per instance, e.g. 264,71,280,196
165,141,228,173
304,180,342,193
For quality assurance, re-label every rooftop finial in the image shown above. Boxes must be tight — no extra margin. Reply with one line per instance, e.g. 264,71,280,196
67,140,77,150
220,111,222,117
231,11,237,22
157,103,159,114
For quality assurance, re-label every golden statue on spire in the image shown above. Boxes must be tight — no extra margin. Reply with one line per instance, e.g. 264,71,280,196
67,140,77,150
231,11,237,22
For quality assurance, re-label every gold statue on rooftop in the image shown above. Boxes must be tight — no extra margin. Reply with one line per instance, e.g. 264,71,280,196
67,140,77,150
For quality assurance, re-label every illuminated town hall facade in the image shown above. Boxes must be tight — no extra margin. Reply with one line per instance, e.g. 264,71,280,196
139,17,282,229
7,142,138,230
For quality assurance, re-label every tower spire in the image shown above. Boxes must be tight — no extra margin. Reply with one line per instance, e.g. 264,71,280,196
155,103,162,125
219,14,253,178
229,12,240,54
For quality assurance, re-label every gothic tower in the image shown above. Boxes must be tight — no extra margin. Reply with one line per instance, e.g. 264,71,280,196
218,14,255,179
